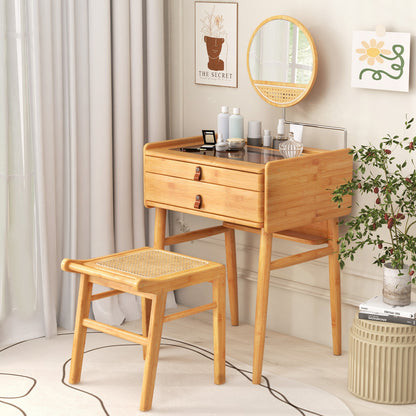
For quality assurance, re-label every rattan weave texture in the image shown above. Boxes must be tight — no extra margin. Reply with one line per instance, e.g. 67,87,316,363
96,249,208,278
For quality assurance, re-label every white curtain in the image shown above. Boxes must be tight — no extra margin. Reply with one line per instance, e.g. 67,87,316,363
0,0,43,344
0,0,171,346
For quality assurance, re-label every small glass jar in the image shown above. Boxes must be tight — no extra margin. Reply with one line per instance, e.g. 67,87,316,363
279,132,303,158
273,136,287,149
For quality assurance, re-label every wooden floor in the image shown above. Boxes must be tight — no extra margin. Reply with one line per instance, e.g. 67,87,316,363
124,306,416,416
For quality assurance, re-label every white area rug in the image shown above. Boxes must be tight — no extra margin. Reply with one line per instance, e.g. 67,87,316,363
0,332,353,415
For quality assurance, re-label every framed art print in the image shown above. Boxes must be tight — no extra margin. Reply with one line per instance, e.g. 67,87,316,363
195,2,238,87
351,30,410,92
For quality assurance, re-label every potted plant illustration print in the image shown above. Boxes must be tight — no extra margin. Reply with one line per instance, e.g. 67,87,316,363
200,5,226,71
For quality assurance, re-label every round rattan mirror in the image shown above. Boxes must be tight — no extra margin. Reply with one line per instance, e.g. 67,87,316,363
247,16,318,107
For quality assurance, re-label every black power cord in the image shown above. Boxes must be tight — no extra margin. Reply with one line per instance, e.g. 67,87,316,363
1,332,326,416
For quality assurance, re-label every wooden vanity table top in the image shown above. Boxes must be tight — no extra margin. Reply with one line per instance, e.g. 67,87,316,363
144,136,352,232
144,136,327,171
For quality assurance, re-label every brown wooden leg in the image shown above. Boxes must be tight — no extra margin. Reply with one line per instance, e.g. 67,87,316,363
224,227,239,326
69,274,93,384
142,208,167,359
140,292,167,412
328,218,342,355
153,207,167,249
141,297,152,360
212,272,226,385
252,229,273,384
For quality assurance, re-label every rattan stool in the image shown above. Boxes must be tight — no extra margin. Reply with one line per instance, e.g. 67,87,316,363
61,247,226,411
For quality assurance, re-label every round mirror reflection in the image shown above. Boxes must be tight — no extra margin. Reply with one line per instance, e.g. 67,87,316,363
247,16,318,107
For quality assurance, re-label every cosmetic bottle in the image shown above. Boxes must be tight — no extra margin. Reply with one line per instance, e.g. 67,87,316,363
247,120,262,146
273,118,287,149
279,131,303,158
290,124,304,143
215,133,229,151
263,129,272,147
229,107,244,139
217,106,230,141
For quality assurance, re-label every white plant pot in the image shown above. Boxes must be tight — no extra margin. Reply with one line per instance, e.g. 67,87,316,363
383,263,411,306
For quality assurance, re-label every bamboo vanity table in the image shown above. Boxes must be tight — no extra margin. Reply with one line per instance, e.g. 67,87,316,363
144,15,353,384
144,138,352,383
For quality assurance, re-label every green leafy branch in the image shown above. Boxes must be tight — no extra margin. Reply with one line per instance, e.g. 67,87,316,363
332,116,416,282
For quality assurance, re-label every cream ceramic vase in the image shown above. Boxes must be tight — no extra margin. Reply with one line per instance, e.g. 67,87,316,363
383,263,411,306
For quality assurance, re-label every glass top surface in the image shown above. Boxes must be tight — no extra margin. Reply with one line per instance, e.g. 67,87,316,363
172,145,283,164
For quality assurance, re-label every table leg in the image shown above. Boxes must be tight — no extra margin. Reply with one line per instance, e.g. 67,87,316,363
153,207,167,249
252,229,273,384
212,273,226,385
225,227,239,326
143,207,167,359
328,218,342,355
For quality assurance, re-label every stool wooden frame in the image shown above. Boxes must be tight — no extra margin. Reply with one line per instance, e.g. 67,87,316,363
61,247,226,412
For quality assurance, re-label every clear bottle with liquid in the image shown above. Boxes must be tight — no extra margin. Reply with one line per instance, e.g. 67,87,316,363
273,118,287,149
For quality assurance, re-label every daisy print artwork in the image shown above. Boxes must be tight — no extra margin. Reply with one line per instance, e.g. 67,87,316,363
351,31,410,92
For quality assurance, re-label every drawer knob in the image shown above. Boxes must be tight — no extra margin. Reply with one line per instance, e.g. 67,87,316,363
194,166,201,181
194,194,202,209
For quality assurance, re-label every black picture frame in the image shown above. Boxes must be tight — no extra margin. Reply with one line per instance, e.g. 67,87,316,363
202,129,216,145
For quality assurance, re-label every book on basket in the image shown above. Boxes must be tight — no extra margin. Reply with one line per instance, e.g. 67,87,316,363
358,311,416,326
359,295,416,319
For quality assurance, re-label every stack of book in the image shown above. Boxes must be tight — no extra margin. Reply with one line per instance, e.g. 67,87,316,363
359,295,416,326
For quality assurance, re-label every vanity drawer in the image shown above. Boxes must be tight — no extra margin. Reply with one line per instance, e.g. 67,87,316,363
145,156,263,192
144,172,264,223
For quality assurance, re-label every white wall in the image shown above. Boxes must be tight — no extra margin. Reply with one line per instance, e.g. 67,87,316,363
166,0,416,351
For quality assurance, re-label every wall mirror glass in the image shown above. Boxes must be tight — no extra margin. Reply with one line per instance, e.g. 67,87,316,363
247,15,318,107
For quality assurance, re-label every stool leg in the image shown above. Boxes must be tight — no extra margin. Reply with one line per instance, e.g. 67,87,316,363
212,274,226,385
141,297,152,360
225,228,239,326
69,274,93,384
143,207,166,362
140,291,167,412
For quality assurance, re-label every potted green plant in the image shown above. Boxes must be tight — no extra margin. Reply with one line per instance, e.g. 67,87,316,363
332,116,416,306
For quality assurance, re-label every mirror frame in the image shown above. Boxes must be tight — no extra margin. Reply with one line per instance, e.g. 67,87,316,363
247,15,318,108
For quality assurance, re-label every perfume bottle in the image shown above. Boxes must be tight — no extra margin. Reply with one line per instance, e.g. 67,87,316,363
279,132,303,158
273,118,287,149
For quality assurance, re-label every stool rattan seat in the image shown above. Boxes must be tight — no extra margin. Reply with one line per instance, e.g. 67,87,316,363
61,247,226,412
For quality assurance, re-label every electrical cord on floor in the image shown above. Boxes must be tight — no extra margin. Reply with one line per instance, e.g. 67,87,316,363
1,332,325,416
161,336,324,416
